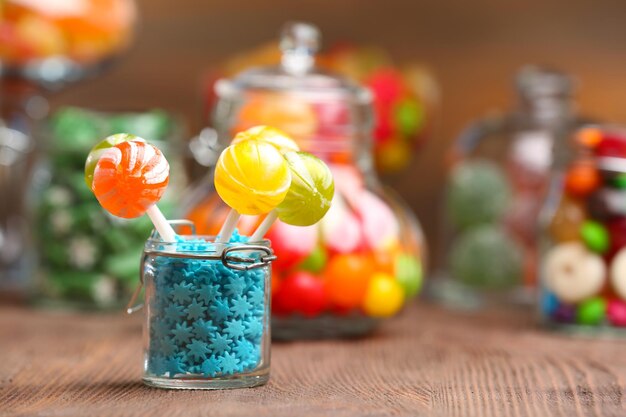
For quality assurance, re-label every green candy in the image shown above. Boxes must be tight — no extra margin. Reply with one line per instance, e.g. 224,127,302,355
447,160,511,229
395,254,423,298
576,297,607,325
84,133,141,189
449,225,523,290
299,245,327,273
394,98,425,137
276,152,335,227
580,220,610,254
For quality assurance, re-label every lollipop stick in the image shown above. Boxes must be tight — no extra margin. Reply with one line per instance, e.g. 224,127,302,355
217,209,240,243
250,210,278,242
146,205,177,242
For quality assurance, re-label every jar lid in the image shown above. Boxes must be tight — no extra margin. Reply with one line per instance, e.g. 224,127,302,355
515,65,575,98
214,22,372,104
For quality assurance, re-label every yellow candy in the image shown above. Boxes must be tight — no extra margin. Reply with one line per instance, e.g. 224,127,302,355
231,125,300,154
214,140,291,215
362,273,405,318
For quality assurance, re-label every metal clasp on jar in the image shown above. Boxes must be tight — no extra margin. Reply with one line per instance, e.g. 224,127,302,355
221,245,277,271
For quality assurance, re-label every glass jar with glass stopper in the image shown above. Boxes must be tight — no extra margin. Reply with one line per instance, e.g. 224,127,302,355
183,22,426,339
432,67,591,309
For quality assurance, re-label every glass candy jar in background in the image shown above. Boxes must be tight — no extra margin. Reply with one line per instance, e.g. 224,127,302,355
432,67,590,309
183,23,426,338
0,0,136,298
141,224,272,389
36,107,186,309
540,126,626,332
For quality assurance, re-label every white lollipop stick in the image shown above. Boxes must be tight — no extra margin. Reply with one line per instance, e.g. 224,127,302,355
146,205,177,242
249,210,278,242
216,209,241,244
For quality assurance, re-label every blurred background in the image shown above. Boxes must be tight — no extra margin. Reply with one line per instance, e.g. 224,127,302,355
48,0,626,257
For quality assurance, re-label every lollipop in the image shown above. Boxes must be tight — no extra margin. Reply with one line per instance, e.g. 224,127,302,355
85,133,143,188
214,139,291,243
250,151,334,241
231,125,300,154
90,139,176,242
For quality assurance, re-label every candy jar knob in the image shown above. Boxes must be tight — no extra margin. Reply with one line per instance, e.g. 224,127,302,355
280,22,320,75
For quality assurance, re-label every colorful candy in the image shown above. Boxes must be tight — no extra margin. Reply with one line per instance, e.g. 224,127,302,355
231,125,300,154
544,242,605,303
84,133,142,188
91,140,169,219
275,151,334,227
214,140,291,216
324,253,375,310
0,0,135,65
542,126,626,330
362,273,405,318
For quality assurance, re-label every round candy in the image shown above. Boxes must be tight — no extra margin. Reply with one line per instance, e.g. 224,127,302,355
564,161,601,197
91,140,169,219
362,273,405,318
324,253,375,309
612,173,626,189
548,196,586,243
85,133,143,188
447,160,511,229
576,127,603,149
576,297,607,325
214,140,291,215
273,271,326,317
231,125,300,154
395,254,423,298
610,247,626,301
449,226,523,290
580,220,610,254
275,152,334,226
544,242,605,303
607,299,626,326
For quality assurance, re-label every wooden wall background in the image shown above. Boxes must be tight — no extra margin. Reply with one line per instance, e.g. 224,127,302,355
53,0,626,261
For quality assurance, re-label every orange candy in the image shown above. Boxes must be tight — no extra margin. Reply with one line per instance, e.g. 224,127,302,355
564,161,601,197
92,140,169,219
324,253,375,309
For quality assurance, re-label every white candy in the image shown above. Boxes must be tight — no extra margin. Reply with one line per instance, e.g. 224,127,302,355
544,242,605,303
611,248,626,301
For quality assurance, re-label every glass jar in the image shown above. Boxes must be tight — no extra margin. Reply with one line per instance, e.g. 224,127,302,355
183,22,426,338
539,126,626,333
35,107,186,309
141,223,273,389
432,67,589,309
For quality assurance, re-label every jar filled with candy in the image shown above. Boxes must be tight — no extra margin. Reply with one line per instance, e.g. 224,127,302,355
35,107,185,309
539,126,626,332
184,23,426,338
141,224,273,389
433,67,589,309
0,0,136,85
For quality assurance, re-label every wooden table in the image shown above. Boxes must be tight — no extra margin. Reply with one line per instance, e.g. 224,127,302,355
1,303,625,417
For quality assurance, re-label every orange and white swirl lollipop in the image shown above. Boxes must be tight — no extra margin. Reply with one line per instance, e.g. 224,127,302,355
91,138,176,241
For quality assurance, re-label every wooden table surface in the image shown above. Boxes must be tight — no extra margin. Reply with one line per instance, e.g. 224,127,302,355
1,303,625,417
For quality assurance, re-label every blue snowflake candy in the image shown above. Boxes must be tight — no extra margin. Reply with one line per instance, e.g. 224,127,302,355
146,236,268,379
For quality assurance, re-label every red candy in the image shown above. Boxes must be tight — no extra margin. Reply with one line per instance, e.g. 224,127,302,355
273,271,326,317
564,161,601,197
607,299,626,326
